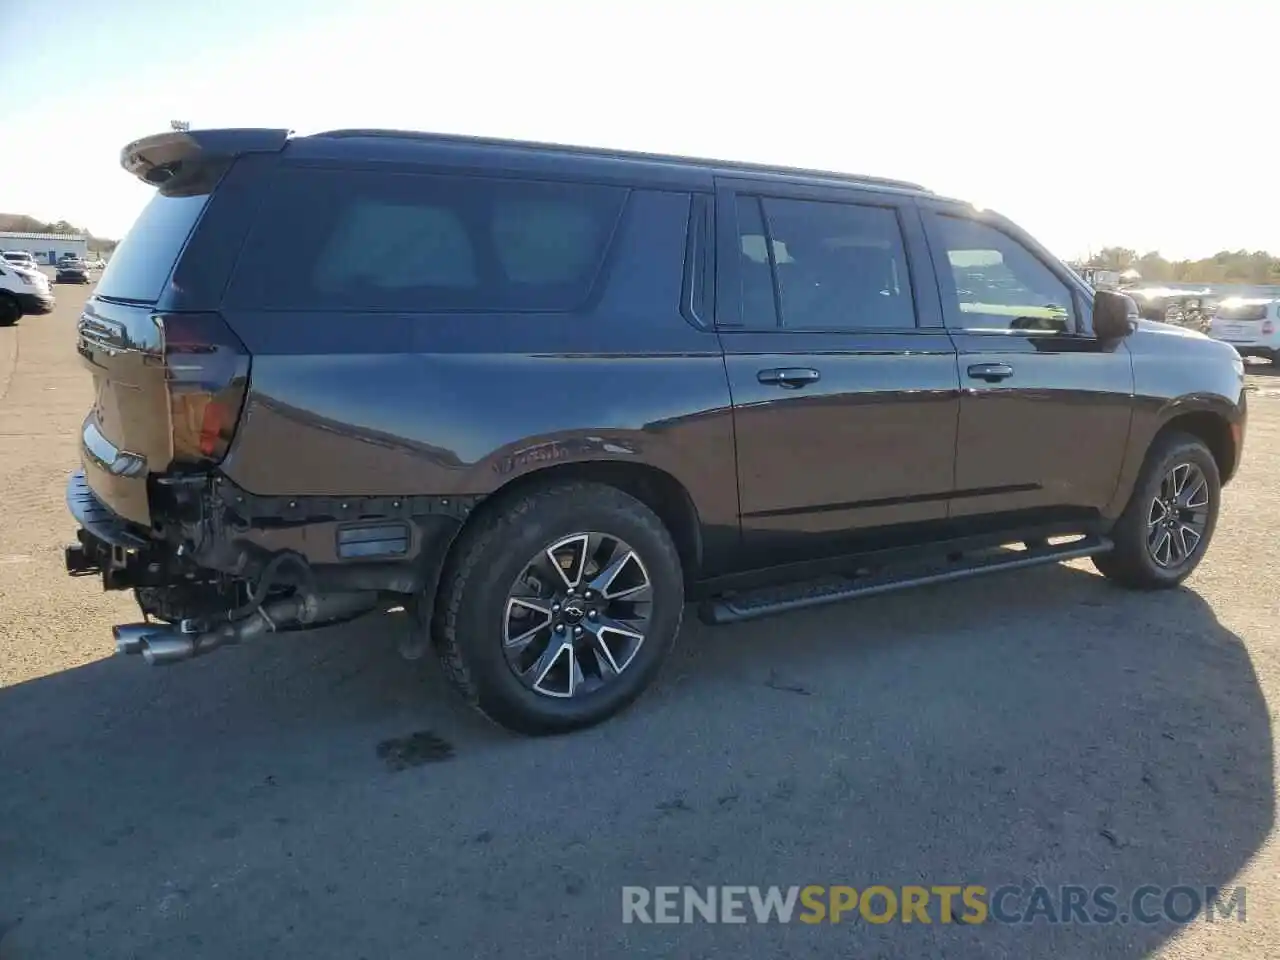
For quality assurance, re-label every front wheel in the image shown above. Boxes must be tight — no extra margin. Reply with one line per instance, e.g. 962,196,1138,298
429,482,684,735
1093,432,1220,589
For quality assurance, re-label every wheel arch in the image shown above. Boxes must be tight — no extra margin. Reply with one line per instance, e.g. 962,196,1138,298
1105,395,1243,521
433,460,704,604
1153,407,1241,486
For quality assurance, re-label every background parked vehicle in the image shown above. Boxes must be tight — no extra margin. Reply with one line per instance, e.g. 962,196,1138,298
0,256,55,325
55,257,91,284
2,250,39,271
1208,298,1279,364
1123,286,1216,332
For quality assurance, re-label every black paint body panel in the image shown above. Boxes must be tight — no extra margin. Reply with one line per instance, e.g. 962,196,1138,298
72,127,1249,592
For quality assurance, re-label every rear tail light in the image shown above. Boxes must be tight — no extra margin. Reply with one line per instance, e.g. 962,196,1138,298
155,312,250,467
1263,321,1275,335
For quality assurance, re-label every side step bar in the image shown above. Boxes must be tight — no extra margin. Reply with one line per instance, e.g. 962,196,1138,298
699,536,1113,626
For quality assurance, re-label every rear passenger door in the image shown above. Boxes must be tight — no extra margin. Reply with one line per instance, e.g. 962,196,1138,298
715,179,961,563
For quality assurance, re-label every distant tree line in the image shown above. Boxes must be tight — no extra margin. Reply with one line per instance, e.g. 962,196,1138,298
1085,247,1280,285
0,213,118,254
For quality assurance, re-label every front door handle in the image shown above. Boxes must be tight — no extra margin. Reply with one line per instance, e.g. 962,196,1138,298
757,367,821,389
967,362,1014,383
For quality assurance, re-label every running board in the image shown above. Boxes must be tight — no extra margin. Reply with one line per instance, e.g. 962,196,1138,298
699,536,1113,626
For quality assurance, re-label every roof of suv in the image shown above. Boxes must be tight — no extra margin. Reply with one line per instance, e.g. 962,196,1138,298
297,128,933,197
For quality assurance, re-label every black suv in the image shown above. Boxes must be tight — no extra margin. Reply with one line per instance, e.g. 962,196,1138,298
66,128,1248,735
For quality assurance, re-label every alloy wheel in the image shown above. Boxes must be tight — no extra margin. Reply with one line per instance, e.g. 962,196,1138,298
502,532,653,698
1146,462,1211,568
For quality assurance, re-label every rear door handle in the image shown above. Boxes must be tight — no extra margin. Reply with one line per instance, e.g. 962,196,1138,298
757,367,821,389
967,362,1014,383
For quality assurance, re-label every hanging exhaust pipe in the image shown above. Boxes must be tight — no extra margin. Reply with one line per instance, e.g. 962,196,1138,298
136,591,379,666
112,622,170,656
141,633,201,665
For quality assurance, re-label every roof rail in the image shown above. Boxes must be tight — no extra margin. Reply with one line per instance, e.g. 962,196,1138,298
311,128,928,193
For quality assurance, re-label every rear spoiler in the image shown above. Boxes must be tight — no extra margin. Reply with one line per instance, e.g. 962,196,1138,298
120,128,292,186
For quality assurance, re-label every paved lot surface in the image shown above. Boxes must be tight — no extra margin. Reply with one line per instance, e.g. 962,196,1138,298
1,286,1277,959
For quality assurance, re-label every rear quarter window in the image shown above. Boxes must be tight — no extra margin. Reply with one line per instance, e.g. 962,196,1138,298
95,190,215,302
225,168,628,313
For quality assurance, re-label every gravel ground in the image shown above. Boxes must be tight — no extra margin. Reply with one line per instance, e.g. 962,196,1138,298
0,286,1277,959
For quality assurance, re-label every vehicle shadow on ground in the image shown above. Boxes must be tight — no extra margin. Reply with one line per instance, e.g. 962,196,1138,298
0,563,1270,960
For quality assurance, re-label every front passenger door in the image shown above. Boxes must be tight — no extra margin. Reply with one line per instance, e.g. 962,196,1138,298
920,206,1135,520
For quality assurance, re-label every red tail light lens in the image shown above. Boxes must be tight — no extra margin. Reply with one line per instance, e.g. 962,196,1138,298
156,312,250,467
1263,321,1275,335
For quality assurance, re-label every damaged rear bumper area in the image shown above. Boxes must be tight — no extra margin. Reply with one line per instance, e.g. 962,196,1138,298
65,470,474,665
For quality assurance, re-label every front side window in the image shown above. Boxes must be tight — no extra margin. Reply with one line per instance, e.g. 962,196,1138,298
931,215,1075,333
228,170,628,312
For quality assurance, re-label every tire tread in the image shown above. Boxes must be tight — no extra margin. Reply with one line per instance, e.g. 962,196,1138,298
429,481,683,734
1092,430,1220,590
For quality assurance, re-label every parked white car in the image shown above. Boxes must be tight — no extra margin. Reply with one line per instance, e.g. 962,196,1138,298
1208,298,1279,364
0,256,55,325
2,250,39,271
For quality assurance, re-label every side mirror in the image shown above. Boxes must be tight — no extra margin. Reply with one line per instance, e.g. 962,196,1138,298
1093,290,1137,340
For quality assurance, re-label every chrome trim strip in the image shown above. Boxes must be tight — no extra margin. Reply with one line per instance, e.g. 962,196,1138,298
82,419,146,477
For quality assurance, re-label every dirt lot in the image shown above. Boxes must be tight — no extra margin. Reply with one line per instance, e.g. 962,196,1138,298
1,286,1277,959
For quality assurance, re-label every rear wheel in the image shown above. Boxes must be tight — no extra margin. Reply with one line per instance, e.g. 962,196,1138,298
0,295,19,326
429,482,684,735
1093,432,1220,589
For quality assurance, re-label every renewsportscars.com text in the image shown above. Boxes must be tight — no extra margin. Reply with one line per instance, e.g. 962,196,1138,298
621,885,1246,925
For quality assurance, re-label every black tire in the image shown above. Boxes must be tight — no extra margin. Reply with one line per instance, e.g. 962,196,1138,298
0,295,19,326
1093,431,1220,589
428,481,684,735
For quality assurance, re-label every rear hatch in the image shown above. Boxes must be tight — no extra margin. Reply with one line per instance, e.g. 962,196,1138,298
75,128,288,526
1210,301,1274,344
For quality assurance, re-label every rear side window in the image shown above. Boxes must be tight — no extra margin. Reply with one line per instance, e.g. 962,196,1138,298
735,196,779,327
227,169,628,312
95,191,214,302
730,194,916,331
764,198,915,330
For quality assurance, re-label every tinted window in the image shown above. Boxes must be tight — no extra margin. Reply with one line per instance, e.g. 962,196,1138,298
757,197,915,330
227,169,627,312
682,194,712,324
735,196,778,326
932,216,1075,333
95,191,213,302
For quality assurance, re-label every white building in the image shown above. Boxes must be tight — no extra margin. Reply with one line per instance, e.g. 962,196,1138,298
0,232,89,265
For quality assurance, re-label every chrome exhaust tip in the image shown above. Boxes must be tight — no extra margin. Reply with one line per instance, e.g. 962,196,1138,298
112,623,161,656
140,634,197,666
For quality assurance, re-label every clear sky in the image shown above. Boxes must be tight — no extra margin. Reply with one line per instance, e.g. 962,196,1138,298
0,0,1273,261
